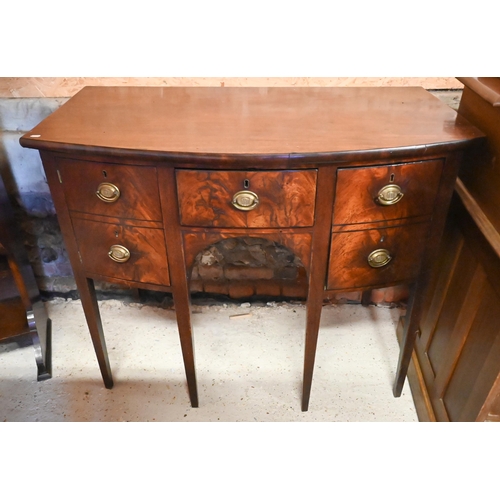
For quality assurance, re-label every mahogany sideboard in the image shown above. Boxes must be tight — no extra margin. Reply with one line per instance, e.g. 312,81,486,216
19,86,483,411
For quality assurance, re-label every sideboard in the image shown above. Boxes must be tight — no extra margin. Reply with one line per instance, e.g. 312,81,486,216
19,86,483,411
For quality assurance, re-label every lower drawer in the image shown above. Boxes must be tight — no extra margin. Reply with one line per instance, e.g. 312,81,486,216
72,218,170,286
327,222,430,290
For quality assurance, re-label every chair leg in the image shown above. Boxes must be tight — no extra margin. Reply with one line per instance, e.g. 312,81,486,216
27,301,52,382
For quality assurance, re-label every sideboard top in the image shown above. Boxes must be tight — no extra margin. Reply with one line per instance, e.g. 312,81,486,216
20,86,483,161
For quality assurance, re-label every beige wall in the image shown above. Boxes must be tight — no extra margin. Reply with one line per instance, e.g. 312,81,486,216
0,77,462,98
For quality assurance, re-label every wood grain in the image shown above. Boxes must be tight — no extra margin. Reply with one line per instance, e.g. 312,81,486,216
457,83,500,236
457,78,500,107
56,158,162,221
417,210,465,353
411,193,500,421
19,87,483,410
333,160,443,225
71,217,170,286
158,166,199,407
177,169,317,228
327,222,430,290
404,80,500,420
302,166,337,411
0,268,29,341
41,152,113,388
392,151,464,398
455,178,500,260
444,289,500,422
20,87,483,163
426,240,480,377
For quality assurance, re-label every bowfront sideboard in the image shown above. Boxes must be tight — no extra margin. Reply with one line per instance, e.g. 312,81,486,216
20,86,483,411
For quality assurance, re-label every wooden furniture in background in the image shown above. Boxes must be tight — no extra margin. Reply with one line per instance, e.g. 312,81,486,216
406,77,500,421
19,86,482,411
0,173,51,381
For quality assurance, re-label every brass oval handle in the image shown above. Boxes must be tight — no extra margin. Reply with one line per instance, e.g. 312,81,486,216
96,182,121,203
367,248,392,268
108,244,131,263
376,184,404,206
231,190,260,211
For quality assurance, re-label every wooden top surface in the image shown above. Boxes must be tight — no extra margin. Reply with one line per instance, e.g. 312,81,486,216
20,86,483,160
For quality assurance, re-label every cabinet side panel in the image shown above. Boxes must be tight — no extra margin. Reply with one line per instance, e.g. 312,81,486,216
415,195,500,421
443,287,500,422
426,242,479,375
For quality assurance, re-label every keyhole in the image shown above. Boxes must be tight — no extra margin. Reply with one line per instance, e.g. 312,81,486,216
103,170,108,178
115,231,119,238
390,173,395,182
243,179,250,189
380,236,385,243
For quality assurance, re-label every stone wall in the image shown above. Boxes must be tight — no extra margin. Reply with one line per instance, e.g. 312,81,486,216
0,82,463,305
0,98,76,293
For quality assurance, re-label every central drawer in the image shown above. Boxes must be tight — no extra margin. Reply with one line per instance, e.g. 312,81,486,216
176,169,317,228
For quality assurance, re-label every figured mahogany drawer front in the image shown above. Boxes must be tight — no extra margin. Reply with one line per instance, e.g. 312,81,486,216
327,222,430,290
332,160,443,225
56,159,162,222
176,169,317,228
71,218,170,286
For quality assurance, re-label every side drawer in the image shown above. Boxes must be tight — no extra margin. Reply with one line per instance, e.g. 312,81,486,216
176,169,317,228
72,218,170,286
56,158,162,222
327,222,430,290
333,160,443,225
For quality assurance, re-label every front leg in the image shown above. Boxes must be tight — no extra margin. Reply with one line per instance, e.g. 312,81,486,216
77,276,113,388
